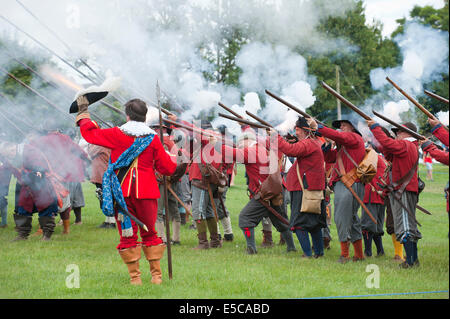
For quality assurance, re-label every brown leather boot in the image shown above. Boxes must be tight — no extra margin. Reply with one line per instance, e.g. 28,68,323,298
261,230,274,247
194,232,210,249
210,232,222,248
142,244,166,285
62,219,70,235
118,245,142,285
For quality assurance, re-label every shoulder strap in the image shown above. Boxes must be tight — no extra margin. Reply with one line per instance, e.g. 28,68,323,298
296,161,305,190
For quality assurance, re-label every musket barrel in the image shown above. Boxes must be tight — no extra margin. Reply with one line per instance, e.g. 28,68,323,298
386,77,436,119
321,81,371,120
245,111,273,128
372,110,425,140
218,102,244,119
218,112,271,130
424,90,449,105
265,89,326,126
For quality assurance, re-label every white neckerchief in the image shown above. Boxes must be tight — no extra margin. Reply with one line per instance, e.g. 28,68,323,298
404,137,416,142
119,121,156,137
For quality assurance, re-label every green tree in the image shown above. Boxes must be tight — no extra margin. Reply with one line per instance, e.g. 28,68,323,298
304,0,400,124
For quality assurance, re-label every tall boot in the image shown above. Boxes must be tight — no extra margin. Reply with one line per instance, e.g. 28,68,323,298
206,218,222,248
38,216,56,241
193,219,209,249
12,213,32,241
261,230,274,247
242,227,257,254
172,220,181,245
118,245,142,285
142,244,166,284
281,230,297,252
155,220,166,243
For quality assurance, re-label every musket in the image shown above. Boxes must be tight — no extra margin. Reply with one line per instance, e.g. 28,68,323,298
163,117,235,146
245,111,273,128
424,90,449,105
265,89,326,126
156,81,173,280
372,110,426,140
386,77,449,132
321,81,371,120
218,112,271,130
218,102,244,119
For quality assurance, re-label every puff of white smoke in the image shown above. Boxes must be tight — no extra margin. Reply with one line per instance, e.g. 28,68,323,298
370,22,449,96
145,106,160,125
437,111,449,126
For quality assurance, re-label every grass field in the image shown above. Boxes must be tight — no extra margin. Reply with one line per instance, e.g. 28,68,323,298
0,163,448,299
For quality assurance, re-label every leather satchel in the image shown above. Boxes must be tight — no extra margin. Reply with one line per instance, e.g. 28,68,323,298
296,162,323,214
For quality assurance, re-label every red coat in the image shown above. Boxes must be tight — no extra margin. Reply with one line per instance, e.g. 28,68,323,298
364,154,389,204
79,119,177,199
431,124,449,147
277,135,325,191
370,124,419,193
422,142,449,166
222,142,271,196
318,126,366,184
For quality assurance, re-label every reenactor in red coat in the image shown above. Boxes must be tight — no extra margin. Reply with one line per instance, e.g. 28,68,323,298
309,117,366,263
272,116,327,258
368,120,422,268
76,97,177,285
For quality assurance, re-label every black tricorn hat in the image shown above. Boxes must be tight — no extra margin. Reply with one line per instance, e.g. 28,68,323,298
69,91,108,113
391,122,417,135
332,119,362,136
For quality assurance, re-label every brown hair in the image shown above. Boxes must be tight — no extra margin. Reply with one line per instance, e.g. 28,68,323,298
125,99,147,122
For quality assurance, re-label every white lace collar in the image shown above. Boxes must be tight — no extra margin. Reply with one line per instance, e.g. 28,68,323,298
120,121,156,137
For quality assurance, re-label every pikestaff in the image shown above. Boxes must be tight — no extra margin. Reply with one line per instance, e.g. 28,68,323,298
156,81,173,280
386,77,449,132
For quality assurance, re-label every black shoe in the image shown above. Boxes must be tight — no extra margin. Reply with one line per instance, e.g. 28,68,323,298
224,234,234,242
171,240,181,245
107,223,116,229
246,246,257,255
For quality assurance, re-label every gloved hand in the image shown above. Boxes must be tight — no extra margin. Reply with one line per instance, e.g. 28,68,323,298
75,95,91,123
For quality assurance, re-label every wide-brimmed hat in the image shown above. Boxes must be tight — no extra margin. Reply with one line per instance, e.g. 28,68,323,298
391,122,417,135
332,119,362,136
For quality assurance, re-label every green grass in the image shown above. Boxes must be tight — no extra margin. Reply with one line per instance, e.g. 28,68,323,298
0,164,448,299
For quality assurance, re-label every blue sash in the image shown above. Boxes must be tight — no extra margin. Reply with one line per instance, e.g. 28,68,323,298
102,134,155,237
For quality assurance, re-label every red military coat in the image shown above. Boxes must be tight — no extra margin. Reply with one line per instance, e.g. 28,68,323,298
370,124,419,193
318,125,366,184
222,141,271,197
364,154,389,204
431,124,449,148
79,119,177,199
277,135,325,192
